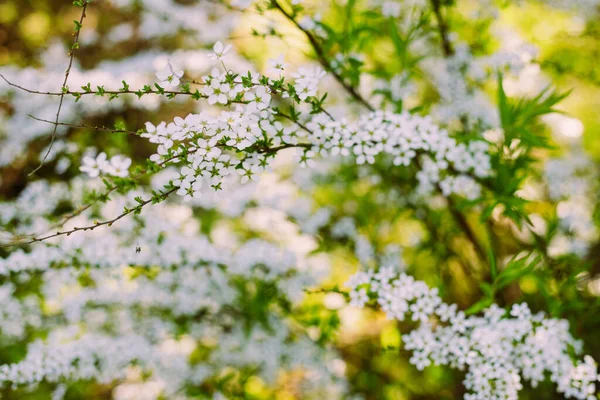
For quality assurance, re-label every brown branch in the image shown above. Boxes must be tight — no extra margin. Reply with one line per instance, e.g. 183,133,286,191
30,149,193,238
0,74,200,98
2,187,179,247
28,115,139,136
445,194,487,263
29,2,89,176
0,140,314,247
271,0,375,111
429,0,454,57
275,111,313,134
2,147,191,247
42,189,116,235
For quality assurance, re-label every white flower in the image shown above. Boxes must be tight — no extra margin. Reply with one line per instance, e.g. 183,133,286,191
104,155,132,178
245,86,271,111
231,0,253,8
510,303,531,320
296,83,317,100
196,137,221,159
267,54,287,75
141,122,163,144
238,161,261,184
347,266,600,400
381,1,401,17
79,152,108,178
204,80,230,105
208,41,232,61
156,64,184,88
349,288,369,307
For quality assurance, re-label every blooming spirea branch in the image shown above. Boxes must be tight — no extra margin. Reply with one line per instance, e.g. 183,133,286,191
140,47,491,203
346,268,600,400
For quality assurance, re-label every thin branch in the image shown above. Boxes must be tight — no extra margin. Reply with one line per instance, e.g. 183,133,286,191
2,147,192,247
30,149,193,238
259,142,312,154
2,187,178,247
276,111,313,134
445,194,488,263
28,115,139,136
29,2,89,176
429,0,454,57
0,74,200,98
42,189,116,234
425,1,491,264
0,140,314,247
271,0,375,111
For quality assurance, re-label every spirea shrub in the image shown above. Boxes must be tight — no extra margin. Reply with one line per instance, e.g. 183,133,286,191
0,0,599,399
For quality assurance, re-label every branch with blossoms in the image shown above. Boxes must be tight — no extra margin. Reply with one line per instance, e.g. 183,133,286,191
137,53,492,200
0,0,567,279
2,35,496,260
270,0,375,111
264,0,497,264
3,186,178,246
0,131,312,247
346,266,600,400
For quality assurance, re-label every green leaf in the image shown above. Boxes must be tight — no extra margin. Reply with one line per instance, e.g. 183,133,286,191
495,255,540,289
465,297,494,315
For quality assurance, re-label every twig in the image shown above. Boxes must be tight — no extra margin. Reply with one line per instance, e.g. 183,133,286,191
424,1,491,264
0,74,202,98
271,0,374,111
29,1,89,176
3,149,192,247
274,2,485,264
42,190,115,234
2,187,178,247
445,194,487,263
1,140,314,247
28,115,139,136
275,111,313,134
429,0,454,57
259,143,312,153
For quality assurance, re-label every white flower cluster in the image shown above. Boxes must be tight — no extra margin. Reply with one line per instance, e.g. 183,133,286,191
105,0,239,42
155,64,184,88
346,268,600,400
0,198,346,398
304,111,491,199
423,35,537,129
0,0,248,169
545,150,596,201
0,334,155,387
0,45,236,168
143,78,492,200
544,148,599,257
292,66,327,100
80,151,132,178
142,110,284,199
140,66,322,199
425,53,498,128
